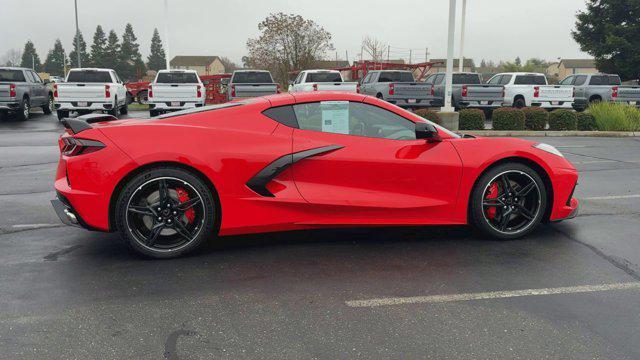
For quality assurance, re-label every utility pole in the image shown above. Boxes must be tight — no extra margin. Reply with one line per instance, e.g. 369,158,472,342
459,0,467,72
74,0,81,68
32,55,35,70
442,0,457,112
426,47,430,62
164,0,171,69
387,45,390,63
345,50,349,64
409,49,412,65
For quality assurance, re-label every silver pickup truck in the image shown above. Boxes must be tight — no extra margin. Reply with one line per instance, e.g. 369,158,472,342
559,73,640,111
222,70,279,100
359,70,435,108
0,67,53,121
425,72,504,110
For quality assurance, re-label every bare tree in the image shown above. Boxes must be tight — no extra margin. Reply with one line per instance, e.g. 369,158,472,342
1,49,23,66
219,56,241,72
245,13,334,84
362,36,387,62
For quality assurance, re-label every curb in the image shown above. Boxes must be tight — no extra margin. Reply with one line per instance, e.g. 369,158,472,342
465,130,638,137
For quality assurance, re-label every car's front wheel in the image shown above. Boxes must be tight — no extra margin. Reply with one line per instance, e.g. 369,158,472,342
470,163,547,239
115,167,217,258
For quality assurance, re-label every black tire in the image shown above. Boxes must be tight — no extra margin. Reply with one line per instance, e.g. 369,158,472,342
17,97,30,121
107,97,119,118
470,162,547,239
513,97,526,109
120,101,128,115
42,94,54,114
115,167,218,259
56,110,69,121
149,109,160,117
137,90,149,105
126,92,134,105
589,96,601,104
376,93,383,99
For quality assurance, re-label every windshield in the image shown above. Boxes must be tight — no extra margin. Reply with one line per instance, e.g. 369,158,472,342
67,70,112,83
232,72,273,84
453,73,481,84
0,69,26,82
378,72,414,83
156,72,199,83
306,72,342,83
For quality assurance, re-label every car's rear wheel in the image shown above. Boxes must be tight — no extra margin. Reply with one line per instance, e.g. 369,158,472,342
115,167,217,258
42,94,53,114
56,110,69,121
471,163,547,239
17,97,30,121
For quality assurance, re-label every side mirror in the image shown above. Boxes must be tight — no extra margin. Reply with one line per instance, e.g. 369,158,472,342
415,122,441,142
220,78,230,85
43,79,51,84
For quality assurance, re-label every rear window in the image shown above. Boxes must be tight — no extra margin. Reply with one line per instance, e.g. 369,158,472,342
514,75,546,85
67,70,112,83
607,75,622,85
0,69,26,82
378,72,415,83
232,72,273,84
156,72,199,83
306,72,342,83
452,73,481,85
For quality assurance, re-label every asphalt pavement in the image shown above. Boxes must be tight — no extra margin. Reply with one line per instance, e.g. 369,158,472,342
1,109,639,359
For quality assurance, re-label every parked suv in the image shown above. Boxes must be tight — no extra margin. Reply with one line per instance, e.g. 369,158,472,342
559,73,640,111
0,67,53,121
359,70,434,108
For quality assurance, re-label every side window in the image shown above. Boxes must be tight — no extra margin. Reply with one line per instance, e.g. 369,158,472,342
559,76,574,85
487,75,502,85
589,76,603,85
424,75,435,85
31,71,43,83
293,101,416,140
263,105,298,128
574,75,587,86
24,71,35,83
362,73,372,84
435,74,445,85
500,75,512,85
294,73,303,84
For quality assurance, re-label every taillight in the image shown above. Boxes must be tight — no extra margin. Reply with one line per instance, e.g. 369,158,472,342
148,85,153,98
461,85,468,97
533,86,540,98
196,85,202,98
105,85,111,98
356,83,361,93
231,85,236,97
9,84,16,98
389,83,395,95
430,85,435,96
312,83,318,91
612,86,618,98
53,84,58,98
61,137,105,156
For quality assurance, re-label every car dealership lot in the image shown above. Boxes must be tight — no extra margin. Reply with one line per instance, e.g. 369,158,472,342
1,111,640,359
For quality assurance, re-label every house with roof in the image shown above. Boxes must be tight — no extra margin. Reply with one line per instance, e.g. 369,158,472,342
169,56,226,76
426,58,475,75
550,59,598,80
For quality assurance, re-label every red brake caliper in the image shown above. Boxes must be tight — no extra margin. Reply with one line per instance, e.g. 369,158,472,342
485,182,499,220
175,188,195,224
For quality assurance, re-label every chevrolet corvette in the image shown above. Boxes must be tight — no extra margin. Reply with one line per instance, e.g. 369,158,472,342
51,92,579,258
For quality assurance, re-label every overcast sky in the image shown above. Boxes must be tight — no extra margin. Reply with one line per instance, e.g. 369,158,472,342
1,0,589,65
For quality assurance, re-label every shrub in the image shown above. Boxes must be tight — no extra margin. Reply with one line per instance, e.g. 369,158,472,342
522,107,548,131
588,102,640,131
548,109,578,131
492,108,525,130
413,109,442,125
577,112,598,131
458,109,485,130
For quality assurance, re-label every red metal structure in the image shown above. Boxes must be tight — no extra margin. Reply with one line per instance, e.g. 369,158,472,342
200,74,232,104
125,81,151,104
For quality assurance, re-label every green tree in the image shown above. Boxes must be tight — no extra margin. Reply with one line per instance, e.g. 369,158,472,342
20,40,42,71
573,0,640,81
69,31,89,68
43,39,66,76
104,30,121,72
89,25,108,68
147,28,166,71
514,56,522,67
120,23,146,81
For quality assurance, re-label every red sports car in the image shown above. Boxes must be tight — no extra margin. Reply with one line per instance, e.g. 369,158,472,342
51,92,579,258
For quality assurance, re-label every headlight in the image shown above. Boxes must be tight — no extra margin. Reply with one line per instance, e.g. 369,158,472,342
533,143,564,157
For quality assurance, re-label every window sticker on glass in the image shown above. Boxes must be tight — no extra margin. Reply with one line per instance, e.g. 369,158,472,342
320,101,349,135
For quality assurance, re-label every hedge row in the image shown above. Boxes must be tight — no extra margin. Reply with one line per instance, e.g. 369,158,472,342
413,109,442,125
458,109,485,130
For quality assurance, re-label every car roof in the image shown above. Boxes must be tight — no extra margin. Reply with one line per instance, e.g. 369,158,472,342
234,69,270,73
68,68,114,71
0,67,29,71
261,91,366,107
497,72,545,76
158,69,197,73
303,69,340,73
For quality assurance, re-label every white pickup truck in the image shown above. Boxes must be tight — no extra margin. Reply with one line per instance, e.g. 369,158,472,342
489,72,574,109
289,70,359,93
54,68,127,120
148,69,205,116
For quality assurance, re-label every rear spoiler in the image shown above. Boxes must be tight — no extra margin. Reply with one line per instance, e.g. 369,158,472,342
62,114,118,134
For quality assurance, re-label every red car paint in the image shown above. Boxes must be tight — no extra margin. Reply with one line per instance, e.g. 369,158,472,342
54,92,579,236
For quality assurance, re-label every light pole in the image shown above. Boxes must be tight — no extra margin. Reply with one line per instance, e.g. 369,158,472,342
459,0,467,72
74,0,81,68
164,0,171,70
441,0,457,112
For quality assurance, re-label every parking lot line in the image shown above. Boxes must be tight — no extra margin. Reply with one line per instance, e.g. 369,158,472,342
583,194,640,201
345,282,640,308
